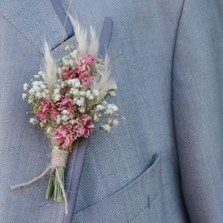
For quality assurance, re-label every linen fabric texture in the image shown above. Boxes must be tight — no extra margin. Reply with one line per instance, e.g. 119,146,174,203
0,0,223,222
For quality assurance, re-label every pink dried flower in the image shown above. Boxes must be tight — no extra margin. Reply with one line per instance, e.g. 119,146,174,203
57,96,76,114
36,99,58,123
75,114,94,138
53,124,77,148
76,54,95,67
75,54,95,86
60,54,95,81
61,68,77,80
79,74,93,86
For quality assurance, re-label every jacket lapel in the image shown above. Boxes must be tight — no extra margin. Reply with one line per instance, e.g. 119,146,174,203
0,1,70,223
0,1,116,221
0,0,68,53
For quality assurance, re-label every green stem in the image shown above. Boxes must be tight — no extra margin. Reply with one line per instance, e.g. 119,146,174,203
45,171,54,199
45,168,65,202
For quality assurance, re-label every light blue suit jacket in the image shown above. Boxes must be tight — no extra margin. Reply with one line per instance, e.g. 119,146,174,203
0,0,223,222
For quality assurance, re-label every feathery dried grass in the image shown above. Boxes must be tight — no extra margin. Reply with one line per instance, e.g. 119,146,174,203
88,25,99,56
43,42,57,97
69,16,116,108
69,15,88,55
88,54,116,108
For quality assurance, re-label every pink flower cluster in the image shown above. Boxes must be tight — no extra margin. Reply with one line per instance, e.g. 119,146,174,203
36,96,76,123
53,124,74,148
61,54,95,86
34,54,98,150
53,114,94,148
57,96,76,114
36,96,94,149
74,114,94,138
36,100,58,123
61,68,76,80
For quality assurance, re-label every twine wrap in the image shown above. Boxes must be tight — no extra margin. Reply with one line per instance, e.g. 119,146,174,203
10,148,69,214
51,149,69,168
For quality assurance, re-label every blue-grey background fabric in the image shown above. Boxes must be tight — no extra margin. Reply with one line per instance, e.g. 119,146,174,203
0,0,222,222
173,0,223,222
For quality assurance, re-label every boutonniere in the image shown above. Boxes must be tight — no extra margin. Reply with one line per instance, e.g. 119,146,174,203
11,17,119,214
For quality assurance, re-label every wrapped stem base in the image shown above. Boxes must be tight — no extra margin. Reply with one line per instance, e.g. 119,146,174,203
10,148,69,214
46,167,66,202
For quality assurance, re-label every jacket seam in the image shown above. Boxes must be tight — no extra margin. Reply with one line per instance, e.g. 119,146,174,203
127,184,168,223
171,0,185,195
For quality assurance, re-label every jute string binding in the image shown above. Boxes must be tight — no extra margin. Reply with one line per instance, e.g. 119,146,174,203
10,149,69,214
